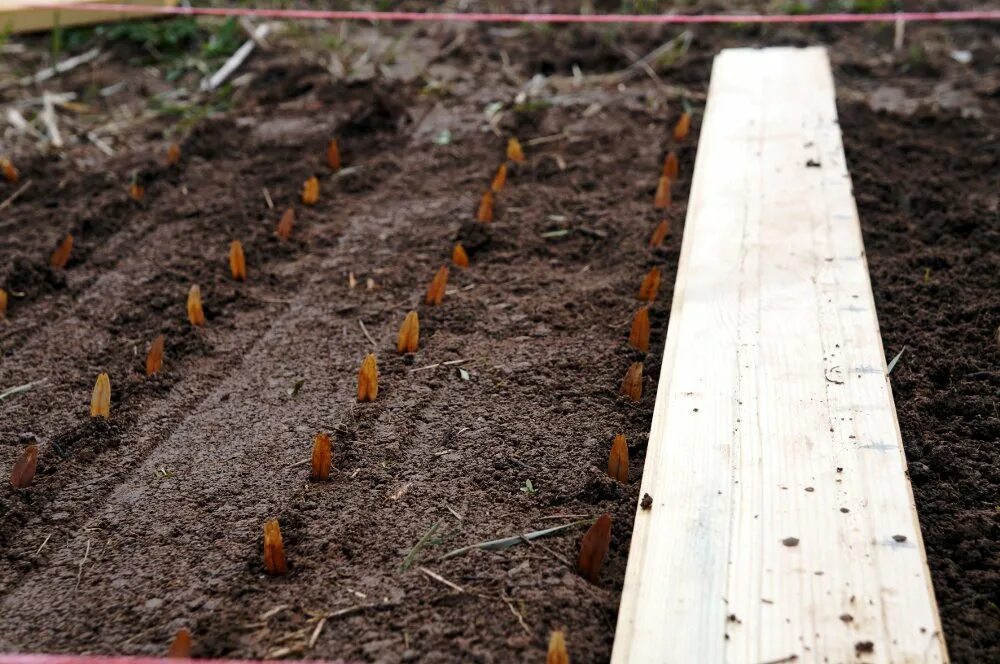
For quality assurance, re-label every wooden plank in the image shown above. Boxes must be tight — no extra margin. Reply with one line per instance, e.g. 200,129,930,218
612,47,946,664
0,0,178,34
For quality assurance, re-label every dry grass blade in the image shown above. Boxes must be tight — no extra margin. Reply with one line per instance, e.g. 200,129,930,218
90,372,110,418
649,219,670,247
608,434,628,483
397,311,420,354
425,265,449,306
146,335,165,377
166,144,181,167
654,174,671,209
357,353,378,402
577,513,611,583
0,288,7,319
276,208,295,240
302,176,320,206
440,518,595,560
327,138,341,172
452,243,469,269
637,266,661,302
662,151,679,180
263,519,287,575
490,163,507,193
476,190,494,223
10,444,38,489
673,111,691,141
50,234,73,269
629,306,650,353
620,362,643,402
400,518,443,572
167,627,192,658
310,432,332,481
229,240,247,281
507,137,525,163
1,157,19,183
547,630,569,664
187,285,205,326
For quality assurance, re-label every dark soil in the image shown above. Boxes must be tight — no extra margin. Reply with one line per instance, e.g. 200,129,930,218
1,3,997,662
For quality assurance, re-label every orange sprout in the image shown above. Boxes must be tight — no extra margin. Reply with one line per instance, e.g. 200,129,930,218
397,311,420,354
187,285,206,326
50,234,73,269
357,353,378,402
547,631,569,664
166,144,181,167
490,163,507,193
229,240,247,281
452,243,469,269
673,111,691,142
649,219,670,247
310,433,332,481
654,175,671,209
90,373,111,419
620,362,643,402
276,208,295,240
263,519,287,575
637,267,661,302
327,139,341,171
608,434,629,483
10,444,38,489
476,190,494,223
507,137,525,163
146,335,165,377
302,176,320,205
129,182,145,202
578,514,611,583
0,288,7,319
167,628,192,658
629,307,650,353
2,158,20,183
425,265,449,306
662,151,679,180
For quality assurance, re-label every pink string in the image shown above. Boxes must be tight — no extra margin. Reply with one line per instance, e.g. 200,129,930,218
16,2,1000,25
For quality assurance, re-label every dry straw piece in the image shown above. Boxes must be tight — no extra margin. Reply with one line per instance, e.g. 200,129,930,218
146,335,165,376
397,311,420,354
0,288,7,319
452,243,469,269
229,240,247,281
654,174,671,209
490,163,507,193
507,137,525,163
187,285,206,326
662,151,679,180
649,219,670,247
302,176,320,205
620,362,643,402
629,307,650,353
49,234,73,269
310,433,333,481
263,519,287,575
674,111,692,142
578,513,611,583
1,157,19,183
357,353,379,402
90,372,111,419
327,138,341,172
425,265,449,306
166,144,181,167
476,190,494,223
608,434,629,483
637,266,661,302
129,181,145,202
276,208,295,240
10,444,38,489
547,631,569,664
167,627,192,658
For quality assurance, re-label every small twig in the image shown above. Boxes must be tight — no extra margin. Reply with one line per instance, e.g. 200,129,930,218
285,459,310,470
537,513,590,520
308,617,327,649
409,358,471,373
74,539,92,592
501,591,533,637
34,533,52,556
358,319,377,347
203,24,271,91
0,179,32,211
0,378,46,402
17,47,101,87
526,132,569,146
41,92,63,148
418,566,465,593
262,187,274,209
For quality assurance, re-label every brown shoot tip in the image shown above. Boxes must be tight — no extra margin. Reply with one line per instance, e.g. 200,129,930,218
0,288,7,319
302,176,320,206
90,372,111,419
397,310,420,354
276,208,295,240
166,144,181,167
1,157,20,183
490,163,507,193
10,444,38,489
662,151,679,180
167,627,192,658
547,631,569,664
49,234,73,269
578,514,611,583
673,111,691,142
608,434,629,483
452,243,469,269
357,353,379,402
229,240,247,281
649,219,670,247
637,266,661,303
476,190,494,223
146,335,165,377
327,138,341,172
507,137,525,164
263,519,287,575
629,307,650,353
425,264,449,306
187,284,205,326
129,181,145,202
620,362,643,402
654,174,671,209
310,433,333,481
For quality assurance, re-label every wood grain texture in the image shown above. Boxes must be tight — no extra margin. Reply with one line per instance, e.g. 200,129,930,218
0,0,177,33
612,47,946,664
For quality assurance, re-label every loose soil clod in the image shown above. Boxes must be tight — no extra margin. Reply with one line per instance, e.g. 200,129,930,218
263,519,287,575
476,190,494,223
638,267,661,303
166,627,192,658
662,151,679,180
654,175,671,209
310,433,332,481
9,444,38,489
49,234,73,269
608,434,629,483
490,163,507,193
673,111,691,142
357,353,379,402
276,208,295,240
452,243,469,269
629,307,650,353
90,372,111,419
2,157,20,183
327,138,341,172
397,311,420,354
187,285,205,327
166,144,181,167
547,630,569,664
649,219,670,247
425,265,449,306
577,513,611,584
620,362,643,402
301,176,319,206
507,137,525,163
229,240,247,281
146,335,165,377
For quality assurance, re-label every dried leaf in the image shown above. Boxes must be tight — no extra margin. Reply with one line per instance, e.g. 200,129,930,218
276,208,295,240
547,630,569,664
476,190,494,223
649,219,670,247
662,151,679,180
327,138,341,172
357,353,378,402
129,182,145,202
425,264,449,306
620,362,643,402
0,288,7,319
1,158,19,183
507,137,525,163
490,163,507,193
608,434,628,483
90,372,110,419
654,174,671,209
452,243,469,269
397,311,420,354
146,335,165,376
302,176,320,206
10,444,38,489
629,307,650,353
166,144,181,167
49,234,73,269
577,513,611,583
187,284,205,326
263,519,287,575
673,111,691,142
348,272,357,289
229,240,247,281
167,627,192,658
310,432,332,481
637,267,661,303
